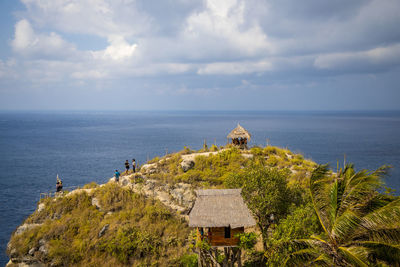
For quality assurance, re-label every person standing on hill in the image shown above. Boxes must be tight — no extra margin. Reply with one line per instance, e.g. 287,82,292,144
132,159,136,173
115,170,120,182
125,160,130,174
56,175,63,192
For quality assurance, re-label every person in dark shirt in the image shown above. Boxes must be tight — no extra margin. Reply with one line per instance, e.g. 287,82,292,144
56,178,63,192
125,160,130,174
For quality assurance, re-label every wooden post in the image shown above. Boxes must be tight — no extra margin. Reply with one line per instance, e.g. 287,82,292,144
223,247,228,266
237,248,242,267
198,249,202,267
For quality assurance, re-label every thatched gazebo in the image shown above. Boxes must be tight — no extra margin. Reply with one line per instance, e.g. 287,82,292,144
189,189,256,266
227,124,251,148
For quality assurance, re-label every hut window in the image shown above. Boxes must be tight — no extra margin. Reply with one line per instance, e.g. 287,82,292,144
224,227,231,238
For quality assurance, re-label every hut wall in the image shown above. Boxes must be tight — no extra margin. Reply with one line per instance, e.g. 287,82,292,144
209,227,244,247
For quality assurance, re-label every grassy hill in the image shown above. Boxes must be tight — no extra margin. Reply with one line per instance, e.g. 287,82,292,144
6,145,327,266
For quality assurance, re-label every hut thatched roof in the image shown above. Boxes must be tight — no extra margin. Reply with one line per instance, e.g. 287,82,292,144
189,189,256,228
227,124,251,141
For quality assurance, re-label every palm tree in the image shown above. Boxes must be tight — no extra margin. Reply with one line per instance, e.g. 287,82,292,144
286,164,400,266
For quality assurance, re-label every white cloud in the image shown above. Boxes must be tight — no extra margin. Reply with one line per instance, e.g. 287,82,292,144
1,0,400,104
91,36,137,61
314,44,400,71
11,19,77,59
20,0,151,38
181,0,274,58
197,60,272,75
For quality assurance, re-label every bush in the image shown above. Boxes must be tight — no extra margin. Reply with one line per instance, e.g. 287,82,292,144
210,144,218,152
236,232,258,250
179,253,198,267
266,155,279,167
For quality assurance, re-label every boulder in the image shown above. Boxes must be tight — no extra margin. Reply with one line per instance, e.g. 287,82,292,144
91,197,102,210
180,159,194,172
140,163,158,174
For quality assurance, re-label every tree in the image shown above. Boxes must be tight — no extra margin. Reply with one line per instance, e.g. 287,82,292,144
287,164,400,266
265,202,322,266
225,164,292,249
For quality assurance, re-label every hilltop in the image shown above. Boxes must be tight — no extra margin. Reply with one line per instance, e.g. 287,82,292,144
5,145,323,266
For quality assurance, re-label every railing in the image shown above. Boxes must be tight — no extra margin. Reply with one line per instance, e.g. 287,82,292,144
39,185,80,199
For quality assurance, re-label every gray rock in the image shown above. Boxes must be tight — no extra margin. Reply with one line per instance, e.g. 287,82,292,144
91,197,101,210
98,224,109,238
38,245,48,255
28,247,36,256
51,213,61,220
15,224,41,235
180,159,194,172
9,248,17,258
140,163,158,174
37,203,45,213
38,239,45,246
120,176,131,186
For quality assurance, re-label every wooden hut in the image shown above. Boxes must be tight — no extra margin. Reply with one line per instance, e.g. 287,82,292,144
227,124,251,148
189,189,256,266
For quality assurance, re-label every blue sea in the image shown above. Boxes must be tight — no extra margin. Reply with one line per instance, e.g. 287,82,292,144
1,110,400,265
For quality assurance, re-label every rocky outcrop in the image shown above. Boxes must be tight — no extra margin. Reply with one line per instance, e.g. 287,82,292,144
7,238,48,267
14,224,41,236
140,163,158,174
125,177,196,215
6,258,46,267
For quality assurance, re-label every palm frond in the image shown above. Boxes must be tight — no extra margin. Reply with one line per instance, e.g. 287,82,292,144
362,198,400,229
331,209,362,244
312,254,333,266
284,248,323,266
353,241,400,265
339,166,388,214
338,246,368,267
355,228,400,244
329,179,339,227
310,165,332,235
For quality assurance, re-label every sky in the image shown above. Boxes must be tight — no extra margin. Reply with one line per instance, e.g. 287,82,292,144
0,0,399,111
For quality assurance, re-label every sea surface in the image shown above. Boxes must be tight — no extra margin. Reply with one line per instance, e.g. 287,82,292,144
1,110,400,265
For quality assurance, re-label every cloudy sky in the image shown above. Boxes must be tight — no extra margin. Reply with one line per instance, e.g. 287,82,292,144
0,0,399,110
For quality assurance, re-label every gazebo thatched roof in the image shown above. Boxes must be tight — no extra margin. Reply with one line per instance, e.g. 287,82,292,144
189,189,256,228
227,124,251,141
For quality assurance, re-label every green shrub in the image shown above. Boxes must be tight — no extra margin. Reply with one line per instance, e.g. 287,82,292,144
210,144,218,152
82,182,98,189
266,155,279,167
179,253,198,267
236,232,258,250
250,146,263,156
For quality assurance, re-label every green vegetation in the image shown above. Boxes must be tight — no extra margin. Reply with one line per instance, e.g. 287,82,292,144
287,164,400,266
225,164,293,249
9,183,191,266
147,145,316,188
8,144,399,266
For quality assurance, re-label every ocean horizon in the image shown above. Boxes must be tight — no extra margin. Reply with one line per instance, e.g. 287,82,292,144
1,110,400,265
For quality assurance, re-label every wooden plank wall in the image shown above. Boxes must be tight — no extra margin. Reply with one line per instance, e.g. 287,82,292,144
209,227,244,246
